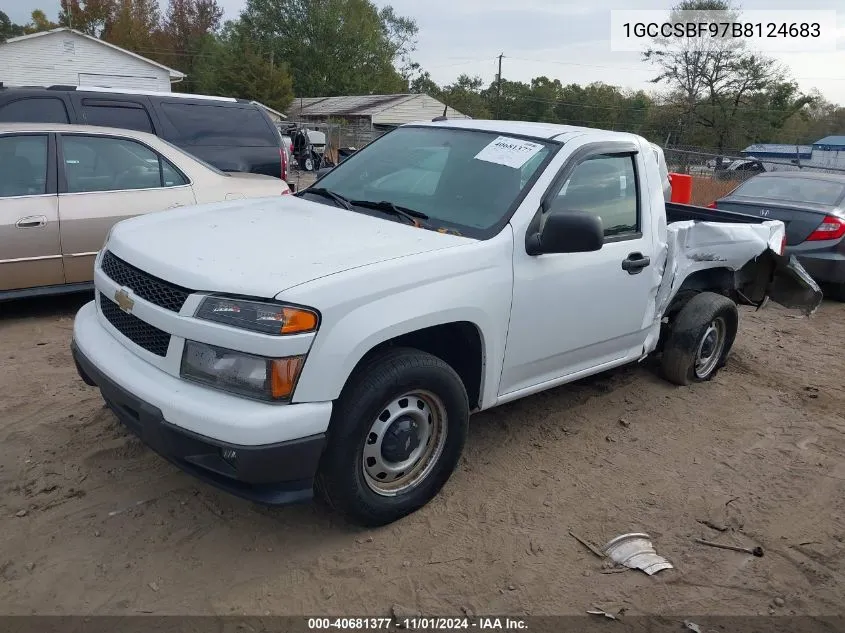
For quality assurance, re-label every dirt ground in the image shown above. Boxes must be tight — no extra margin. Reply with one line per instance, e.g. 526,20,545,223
1,294,843,618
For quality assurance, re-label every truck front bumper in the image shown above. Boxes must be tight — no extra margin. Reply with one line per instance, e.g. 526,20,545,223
71,301,331,505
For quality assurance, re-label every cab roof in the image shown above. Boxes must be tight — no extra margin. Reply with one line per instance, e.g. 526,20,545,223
409,118,642,143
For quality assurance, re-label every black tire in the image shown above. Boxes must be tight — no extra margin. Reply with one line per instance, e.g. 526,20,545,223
661,292,738,386
316,347,469,527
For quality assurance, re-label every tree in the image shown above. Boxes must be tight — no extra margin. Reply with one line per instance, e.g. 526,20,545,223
437,75,490,119
642,0,796,152
59,0,115,36
789,93,845,143
406,64,441,96
239,0,417,96
193,23,294,111
23,9,59,34
160,0,224,92
101,0,162,54
0,10,25,41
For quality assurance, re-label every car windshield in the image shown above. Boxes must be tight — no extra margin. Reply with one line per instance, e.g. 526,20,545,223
308,126,556,237
735,176,845,206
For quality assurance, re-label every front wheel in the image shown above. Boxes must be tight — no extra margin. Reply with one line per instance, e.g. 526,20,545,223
316,348,469,526
661,292,738,386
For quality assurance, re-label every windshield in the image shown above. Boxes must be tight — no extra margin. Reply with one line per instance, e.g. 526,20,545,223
310,126,556,237
735,176,845,206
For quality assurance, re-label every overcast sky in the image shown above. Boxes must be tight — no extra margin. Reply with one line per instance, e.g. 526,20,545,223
7,0,845,104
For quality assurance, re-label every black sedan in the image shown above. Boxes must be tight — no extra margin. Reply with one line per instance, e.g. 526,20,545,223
710,171,845,300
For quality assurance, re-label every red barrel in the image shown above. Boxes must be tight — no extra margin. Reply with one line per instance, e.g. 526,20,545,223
668,172,692,204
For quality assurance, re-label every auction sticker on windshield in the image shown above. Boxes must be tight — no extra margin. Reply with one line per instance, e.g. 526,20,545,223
474,136,545,169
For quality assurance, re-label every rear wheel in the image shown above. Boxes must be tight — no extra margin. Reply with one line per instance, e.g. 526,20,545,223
661,292,738,386
316,348,469,526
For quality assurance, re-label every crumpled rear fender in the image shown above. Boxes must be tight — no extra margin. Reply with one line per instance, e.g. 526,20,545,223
659,219,823,317
735,250,823,316
642,220,823,358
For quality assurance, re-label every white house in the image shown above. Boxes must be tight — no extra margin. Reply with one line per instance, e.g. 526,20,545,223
287,93,469,145
0,28,185,92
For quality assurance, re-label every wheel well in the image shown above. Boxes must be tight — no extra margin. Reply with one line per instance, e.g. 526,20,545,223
354,322,484,410
668,268,735,317
658,269,737,353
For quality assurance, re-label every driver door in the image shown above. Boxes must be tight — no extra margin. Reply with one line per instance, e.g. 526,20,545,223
498,141,658,397
57,133,195,283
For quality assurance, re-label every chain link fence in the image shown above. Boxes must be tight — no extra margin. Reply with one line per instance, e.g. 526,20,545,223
664,146,845,206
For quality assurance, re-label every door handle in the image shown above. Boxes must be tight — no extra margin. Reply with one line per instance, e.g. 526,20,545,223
167,203,184,209
622,252,651,274
16,215,47,229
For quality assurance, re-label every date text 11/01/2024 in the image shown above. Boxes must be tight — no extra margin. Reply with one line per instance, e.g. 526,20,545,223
307,617,528,630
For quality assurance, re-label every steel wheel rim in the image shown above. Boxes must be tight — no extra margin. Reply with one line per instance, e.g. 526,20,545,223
361,390,448,497
694,317,727,379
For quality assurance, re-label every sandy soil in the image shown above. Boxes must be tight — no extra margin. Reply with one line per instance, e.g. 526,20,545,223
1,294,843,618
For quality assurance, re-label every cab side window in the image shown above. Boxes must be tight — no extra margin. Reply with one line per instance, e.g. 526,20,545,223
0,98,70,124
553,154,639,238
81,101,154,134
0,135,49,197
61,135,187,193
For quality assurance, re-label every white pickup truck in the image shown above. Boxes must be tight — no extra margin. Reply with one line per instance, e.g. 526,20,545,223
71,120,821,526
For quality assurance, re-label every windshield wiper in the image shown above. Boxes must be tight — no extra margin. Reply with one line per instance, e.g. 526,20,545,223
350,200,430,227
297,187,353,210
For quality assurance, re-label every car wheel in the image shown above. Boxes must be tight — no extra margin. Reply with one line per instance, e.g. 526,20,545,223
303,156,314,171
316,347,469,526
661,292,738,386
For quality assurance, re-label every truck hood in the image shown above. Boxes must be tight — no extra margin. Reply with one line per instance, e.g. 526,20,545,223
106,196,472,298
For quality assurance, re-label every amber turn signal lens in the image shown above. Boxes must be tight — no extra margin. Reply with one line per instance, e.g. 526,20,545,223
269,356,305,399
280,308,318,334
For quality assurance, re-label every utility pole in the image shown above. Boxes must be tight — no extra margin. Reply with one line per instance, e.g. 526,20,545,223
495,53,504,119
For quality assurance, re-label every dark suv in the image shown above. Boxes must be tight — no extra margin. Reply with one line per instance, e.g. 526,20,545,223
0,85,288,180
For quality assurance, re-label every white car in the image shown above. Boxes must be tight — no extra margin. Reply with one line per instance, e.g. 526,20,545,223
70,120,820,526
0,123,289,300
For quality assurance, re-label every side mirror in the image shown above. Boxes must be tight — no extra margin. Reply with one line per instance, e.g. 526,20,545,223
525,209,604,256
316,166,334,179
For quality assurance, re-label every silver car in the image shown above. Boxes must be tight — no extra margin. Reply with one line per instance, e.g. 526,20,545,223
0,123,289,301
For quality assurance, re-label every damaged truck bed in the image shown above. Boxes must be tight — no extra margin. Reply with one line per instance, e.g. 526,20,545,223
663,201,822,317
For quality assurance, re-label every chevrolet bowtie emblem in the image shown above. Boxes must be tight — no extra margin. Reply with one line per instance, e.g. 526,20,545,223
114,288,134,313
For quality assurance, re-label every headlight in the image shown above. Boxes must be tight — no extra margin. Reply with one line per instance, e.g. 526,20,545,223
195,296,319,335
181,340,305,401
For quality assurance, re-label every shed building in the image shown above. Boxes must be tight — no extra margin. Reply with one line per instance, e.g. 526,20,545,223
287,93,469,146
0,28,184,92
